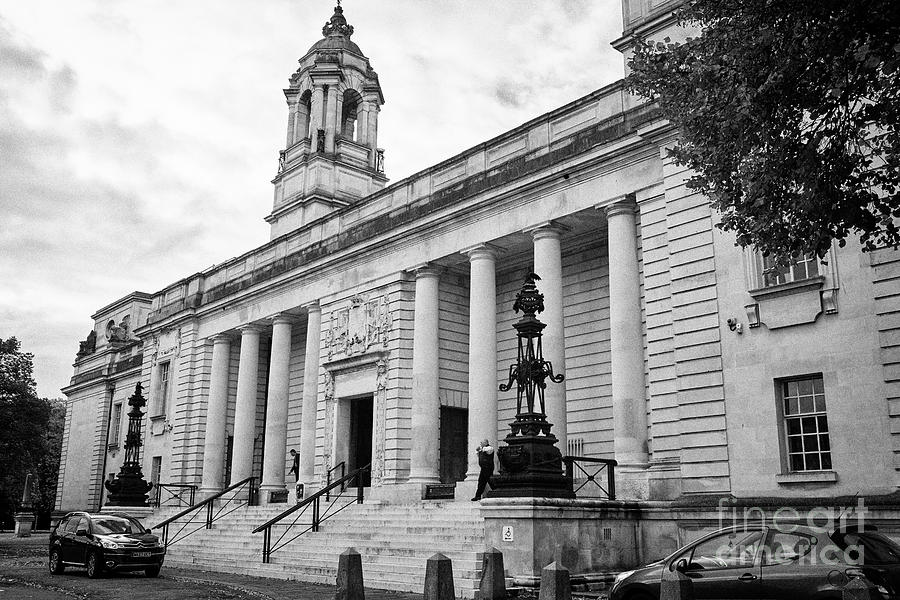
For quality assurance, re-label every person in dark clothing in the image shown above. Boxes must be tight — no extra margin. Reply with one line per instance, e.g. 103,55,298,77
472,439,495,501
289,448,300,482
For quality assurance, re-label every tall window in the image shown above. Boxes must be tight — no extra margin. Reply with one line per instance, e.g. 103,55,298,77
763,254,819,287
151,456,162,485
158,361,170,416
782,375,832,471
111,403,123,445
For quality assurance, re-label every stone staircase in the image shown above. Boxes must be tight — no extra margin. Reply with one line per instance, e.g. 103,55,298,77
150,497,487,597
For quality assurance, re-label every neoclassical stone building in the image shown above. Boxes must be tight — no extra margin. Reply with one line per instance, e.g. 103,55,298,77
58,0,900,551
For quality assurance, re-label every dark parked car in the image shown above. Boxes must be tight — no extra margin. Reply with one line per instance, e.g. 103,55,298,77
49,512,165,578
610,523,900,599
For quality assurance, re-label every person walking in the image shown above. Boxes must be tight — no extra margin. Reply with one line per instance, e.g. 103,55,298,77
289,448,300,482
472,439,495,501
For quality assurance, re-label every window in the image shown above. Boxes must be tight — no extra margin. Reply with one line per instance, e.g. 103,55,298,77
782,376,832,471
111,403,123,445
157,361,170,416
680,529,765,571
762,531,816,566
151,456,162,486
762,254,819,287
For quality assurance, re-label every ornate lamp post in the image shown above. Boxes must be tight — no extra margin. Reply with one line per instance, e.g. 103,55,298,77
490,273,574,498
104,382,153,506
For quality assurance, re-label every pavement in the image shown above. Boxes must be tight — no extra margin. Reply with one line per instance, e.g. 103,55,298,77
0,532,425,600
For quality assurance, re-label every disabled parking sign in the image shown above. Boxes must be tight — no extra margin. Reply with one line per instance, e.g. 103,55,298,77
502,526,514,542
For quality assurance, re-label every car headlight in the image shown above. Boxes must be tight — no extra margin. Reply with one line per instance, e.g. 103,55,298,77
99,538,120,550
614,570,635,583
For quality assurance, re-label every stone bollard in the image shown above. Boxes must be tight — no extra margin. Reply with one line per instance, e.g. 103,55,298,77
335,548,365,600
660,568,694,600
843,577,879,600
538,562,571,600
478,547,506,600
425,553,455,600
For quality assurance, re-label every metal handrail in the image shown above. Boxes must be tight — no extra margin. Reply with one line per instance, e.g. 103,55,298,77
152,482,197,508
253,464,369,563
563,456,617,500
325,461,346,500
152,476,257,547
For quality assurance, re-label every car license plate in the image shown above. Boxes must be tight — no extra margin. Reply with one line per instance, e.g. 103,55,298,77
134,551,151,558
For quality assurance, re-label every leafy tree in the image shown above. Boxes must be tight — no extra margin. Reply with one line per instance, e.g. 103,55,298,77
0,337,64,529
627,0,900,263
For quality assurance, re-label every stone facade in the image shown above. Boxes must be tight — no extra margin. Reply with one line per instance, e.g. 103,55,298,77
58,1,899,525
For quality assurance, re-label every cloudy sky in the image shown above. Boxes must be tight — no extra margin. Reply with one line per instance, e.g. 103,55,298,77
0,0,625,399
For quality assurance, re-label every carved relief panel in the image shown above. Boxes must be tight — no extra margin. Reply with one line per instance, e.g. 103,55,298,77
324,295,391,359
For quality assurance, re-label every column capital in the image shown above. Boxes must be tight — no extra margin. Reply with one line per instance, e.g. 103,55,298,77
461,243,501,261
599,194,638,219
408,263,443,279
269,313,297,326
303,301,321,314
525,221,570,241
208,333,233,345
237,323,264,335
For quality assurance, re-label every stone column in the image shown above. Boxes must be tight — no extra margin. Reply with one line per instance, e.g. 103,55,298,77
605,199,649,468
408,266,442,485
464,245,499,481
200,335,231,495
285,97,297,148
260,315,294,500
531,224,568,449
325,85,338,153
309,85,325,153
297,100,310,143
367,103,379,168
231,324,262,484
357,102,370,145
298,302,322,486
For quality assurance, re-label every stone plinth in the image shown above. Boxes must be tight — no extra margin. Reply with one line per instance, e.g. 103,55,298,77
14,512,34,537
480,497,641,585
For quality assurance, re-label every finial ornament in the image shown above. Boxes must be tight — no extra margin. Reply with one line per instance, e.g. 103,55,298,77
323,3,354,37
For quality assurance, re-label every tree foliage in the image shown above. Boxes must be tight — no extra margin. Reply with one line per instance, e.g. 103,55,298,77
0,337,65,529
627,0,900,262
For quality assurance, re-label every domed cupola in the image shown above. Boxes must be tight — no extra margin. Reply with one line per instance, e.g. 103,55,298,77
307,4,363,55
267,2,387,240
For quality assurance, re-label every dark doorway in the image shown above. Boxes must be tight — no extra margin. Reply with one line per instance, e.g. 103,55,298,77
440,407,468,484
348,395,373,487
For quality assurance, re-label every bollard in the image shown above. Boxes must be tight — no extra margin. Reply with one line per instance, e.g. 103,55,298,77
335,548,365,600
538,562,570,600
843,577,879,600
478,547,506,600
425,553,455,600
659,567,694,600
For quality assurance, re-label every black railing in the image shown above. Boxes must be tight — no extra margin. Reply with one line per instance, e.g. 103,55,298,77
152,483,197,508
563,456,617,500
325,461,346,500
152,476,257,547
253,464,369,563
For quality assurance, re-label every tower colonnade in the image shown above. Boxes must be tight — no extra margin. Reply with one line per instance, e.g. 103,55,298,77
195,197,649,501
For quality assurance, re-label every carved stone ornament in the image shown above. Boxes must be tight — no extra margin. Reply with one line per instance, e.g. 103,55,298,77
77,330,97,357
106,315,131,343
325,295,392,359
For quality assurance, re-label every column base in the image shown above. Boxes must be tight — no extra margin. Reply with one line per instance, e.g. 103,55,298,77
259,484,289,505
616,465,651,501
198,487,223,500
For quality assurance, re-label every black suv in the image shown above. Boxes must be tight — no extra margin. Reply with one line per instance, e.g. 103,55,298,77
49,512,165,578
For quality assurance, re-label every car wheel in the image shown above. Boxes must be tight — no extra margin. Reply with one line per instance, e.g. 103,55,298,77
86,551,103,579
48,549,64,574
145,565,161,578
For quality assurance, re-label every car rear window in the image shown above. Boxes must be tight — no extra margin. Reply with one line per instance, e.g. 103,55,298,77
91,516,143,535
830,531,900,565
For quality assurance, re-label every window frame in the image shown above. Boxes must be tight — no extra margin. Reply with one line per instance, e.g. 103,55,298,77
110,402,123,446
777,374,833,473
